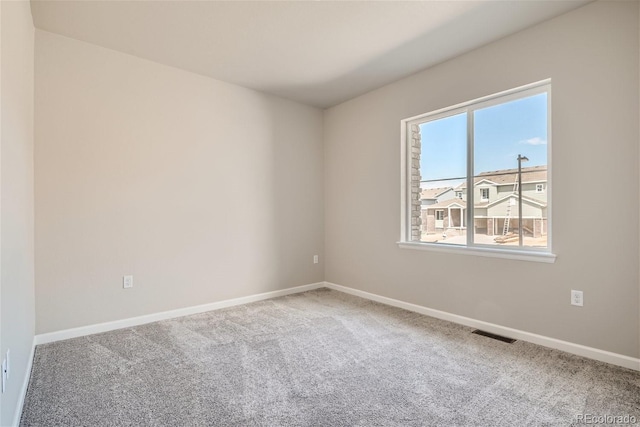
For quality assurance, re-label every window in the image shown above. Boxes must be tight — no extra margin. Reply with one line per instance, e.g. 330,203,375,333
400,80,553,261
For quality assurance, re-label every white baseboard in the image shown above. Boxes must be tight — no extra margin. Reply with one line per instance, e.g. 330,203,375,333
13,337,36,427
34,282,325,345
324,281,640,371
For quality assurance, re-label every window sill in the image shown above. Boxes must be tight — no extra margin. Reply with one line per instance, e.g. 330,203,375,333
397,241,557,263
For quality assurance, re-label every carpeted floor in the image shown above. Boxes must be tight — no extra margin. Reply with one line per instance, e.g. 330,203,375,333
20,288,640,426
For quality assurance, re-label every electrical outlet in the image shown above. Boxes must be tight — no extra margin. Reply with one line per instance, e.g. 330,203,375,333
313,255,319,264
571,290,583,307
123,275,133,289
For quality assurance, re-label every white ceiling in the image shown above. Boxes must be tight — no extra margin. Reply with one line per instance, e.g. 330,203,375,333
30,0,591,108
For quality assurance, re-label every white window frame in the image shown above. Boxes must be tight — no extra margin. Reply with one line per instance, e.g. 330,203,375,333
536,183,545,193
435,210,444,221
480,188,490,201
399,80,555,263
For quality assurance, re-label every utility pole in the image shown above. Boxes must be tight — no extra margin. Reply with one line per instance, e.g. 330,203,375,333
517,154,529,246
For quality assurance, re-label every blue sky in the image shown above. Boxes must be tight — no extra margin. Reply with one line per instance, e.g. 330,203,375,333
419,93,547,182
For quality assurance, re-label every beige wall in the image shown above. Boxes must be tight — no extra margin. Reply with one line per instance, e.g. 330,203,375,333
1,1,35,425
325,1,640,357
35,31,324,334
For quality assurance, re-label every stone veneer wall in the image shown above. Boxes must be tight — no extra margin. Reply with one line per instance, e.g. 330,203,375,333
410,124,422,241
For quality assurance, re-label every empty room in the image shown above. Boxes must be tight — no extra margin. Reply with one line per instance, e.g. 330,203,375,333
2,0,640,425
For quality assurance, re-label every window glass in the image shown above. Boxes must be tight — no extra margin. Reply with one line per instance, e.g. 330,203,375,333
419,113,466,245
473,93,548,248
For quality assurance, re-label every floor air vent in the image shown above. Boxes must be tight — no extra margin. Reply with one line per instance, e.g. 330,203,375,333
472,329,516,344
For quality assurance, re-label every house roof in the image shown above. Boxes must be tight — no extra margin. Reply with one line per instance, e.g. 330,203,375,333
485,194,547,208
425,194,546,210
424,199,466,209
459,165,547,189
421,187,453,200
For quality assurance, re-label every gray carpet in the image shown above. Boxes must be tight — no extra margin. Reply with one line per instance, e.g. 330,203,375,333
20,288,640,426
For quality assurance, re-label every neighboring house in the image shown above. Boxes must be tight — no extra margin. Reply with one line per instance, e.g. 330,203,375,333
420,187,455,206
421,165,547,237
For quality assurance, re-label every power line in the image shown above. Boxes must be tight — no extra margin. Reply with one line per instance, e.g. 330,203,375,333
420,168,546,184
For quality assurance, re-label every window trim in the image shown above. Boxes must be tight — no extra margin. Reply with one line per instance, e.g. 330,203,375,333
397,241,557,263
399,80,555,263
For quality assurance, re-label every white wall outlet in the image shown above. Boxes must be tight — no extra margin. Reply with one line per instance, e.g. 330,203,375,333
571,290,583,307
313,255,319,264
123,275,134,289
2,358,7,393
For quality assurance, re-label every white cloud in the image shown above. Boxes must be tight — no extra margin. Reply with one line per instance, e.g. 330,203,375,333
520,137,547,146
